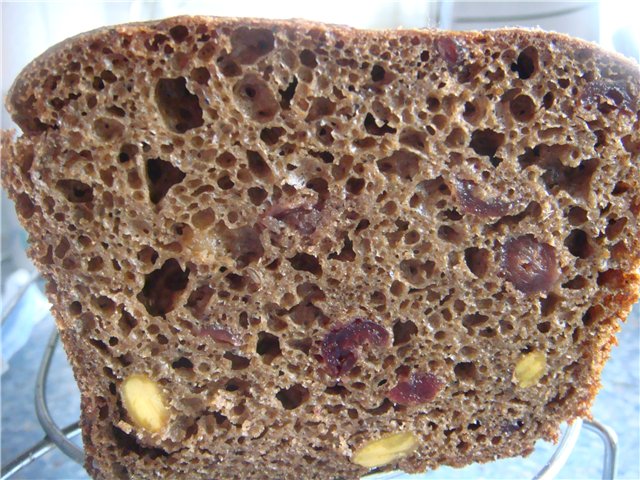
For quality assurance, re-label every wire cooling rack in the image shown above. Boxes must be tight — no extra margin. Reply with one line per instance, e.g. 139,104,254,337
0,277,620,480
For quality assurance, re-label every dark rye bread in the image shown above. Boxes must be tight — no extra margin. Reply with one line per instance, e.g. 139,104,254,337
2,15,640,480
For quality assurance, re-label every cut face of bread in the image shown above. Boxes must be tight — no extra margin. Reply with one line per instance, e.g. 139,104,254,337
2,16,639,480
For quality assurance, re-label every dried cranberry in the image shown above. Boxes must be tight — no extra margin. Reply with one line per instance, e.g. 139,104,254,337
436,37,459,65
580,79,635,113
454,179,512,217
387,372,443,406
502,419,524,433
198,327,239,346
271,205,321,235
503,235,559,294
321,319,390,377
222,225,264,267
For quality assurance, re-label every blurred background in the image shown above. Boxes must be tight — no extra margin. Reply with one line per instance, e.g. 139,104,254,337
1,1,639,479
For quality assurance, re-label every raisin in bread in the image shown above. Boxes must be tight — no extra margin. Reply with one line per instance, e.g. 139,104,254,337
2,16,640,480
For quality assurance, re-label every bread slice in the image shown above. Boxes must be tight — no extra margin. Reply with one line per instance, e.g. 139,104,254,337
2,15,639,480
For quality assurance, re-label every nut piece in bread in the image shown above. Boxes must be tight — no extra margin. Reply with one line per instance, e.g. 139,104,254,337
121,374,169,433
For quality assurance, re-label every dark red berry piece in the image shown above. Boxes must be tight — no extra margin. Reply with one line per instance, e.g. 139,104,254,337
436,37,459,65
388,372,443,406
580,79,634,113
503,235,559,294
199,327,239,346
454,179,512,217
322,319,390,378
272,205,321,235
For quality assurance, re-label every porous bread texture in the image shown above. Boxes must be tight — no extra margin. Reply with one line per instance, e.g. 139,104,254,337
2,16,640,480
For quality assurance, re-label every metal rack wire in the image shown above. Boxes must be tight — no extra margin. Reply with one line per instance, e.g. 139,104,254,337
0,313,620,480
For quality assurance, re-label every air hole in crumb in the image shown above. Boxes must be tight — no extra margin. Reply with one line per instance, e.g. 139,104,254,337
445,127,466,148
399,128,426,150
622,135,640,155
225,273,246,291
256,332,282,364
568,206,587,225
146,158,186,204
562,275,588,290
510,94,536,122
289,253,322,276
69,301,82,315
364,113,396,136
345,177,365,195
276,384,309,410
169,25,189,42
537,321,551,333
393,320,418,346
325,385,349,396
454,362,477,381
564,229,594,259
216,151,236,168
186,284,214,316
155,77,204,133
230,27,274,64
246,150,273,179
463,100,484,124
190,67,210,85
464,247,490,278
462,313,488,330
234,74,279,122
15,193,35,218
56,179,93,203
260,126,286,145
316,124,334,145
328,237,356,262
306,97,335,121
390,280,405,296
137,246,158,266
399,259,434,285
279,77,298,110
192,208,216,229
540,293,561,316
223,351,251,370
438,225,463,243
612,181,630,196
582,305,604,327
93,117,124,141
512,46,538,79
137,258,190,316
606,217,627,240
172,357,194,370
377,149,420,180
370,64,394,84
470,129,504,157
248,187,268,205
371,64,385,82
93,296,115,315
288,337,312,355
118,309,137,334
597,269,626,289
87,256,104,272
299,49,317,68
217,175,234,190
370,290,386,305
118,143,138,163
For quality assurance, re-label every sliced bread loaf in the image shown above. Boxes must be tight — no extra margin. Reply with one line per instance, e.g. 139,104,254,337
2,16,639,480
